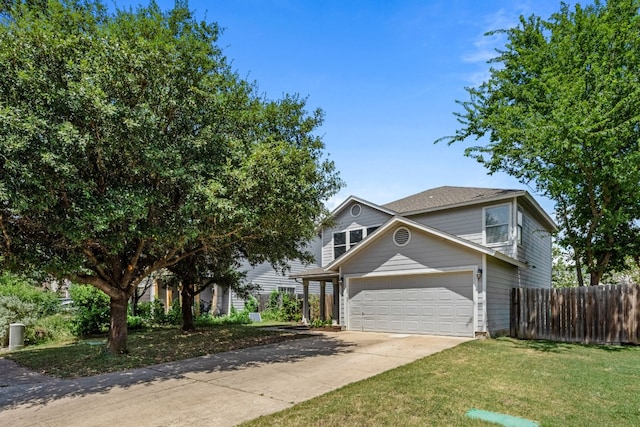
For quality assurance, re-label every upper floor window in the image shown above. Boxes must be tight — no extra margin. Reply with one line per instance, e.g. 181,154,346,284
485,205,509,244
517,207,524,245
333,226,378,259
334,231,347,258
350,229,363,246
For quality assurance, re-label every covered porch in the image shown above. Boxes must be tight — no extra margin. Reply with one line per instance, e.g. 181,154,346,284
290,268,340,325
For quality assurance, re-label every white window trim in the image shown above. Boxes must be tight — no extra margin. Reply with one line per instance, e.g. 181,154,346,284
333,225,381,260
483,203,511,246
516,206,524,246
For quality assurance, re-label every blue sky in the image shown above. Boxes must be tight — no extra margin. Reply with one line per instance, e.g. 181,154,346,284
118,0,570,214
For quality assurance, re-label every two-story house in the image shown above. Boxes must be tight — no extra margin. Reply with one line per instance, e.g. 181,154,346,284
220,186,556,337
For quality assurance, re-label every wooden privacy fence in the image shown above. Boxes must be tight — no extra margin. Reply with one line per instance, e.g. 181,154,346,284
511,285,640,345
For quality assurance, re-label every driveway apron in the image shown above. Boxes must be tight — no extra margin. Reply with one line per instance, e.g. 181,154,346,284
0,331,470,427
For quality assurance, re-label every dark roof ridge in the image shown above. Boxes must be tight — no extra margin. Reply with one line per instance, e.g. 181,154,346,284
383,186,524,213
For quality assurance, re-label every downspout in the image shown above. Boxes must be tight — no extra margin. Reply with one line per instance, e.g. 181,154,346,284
512,197,518,257
482,254,488,334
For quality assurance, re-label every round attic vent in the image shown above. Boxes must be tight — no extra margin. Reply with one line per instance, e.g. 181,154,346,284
393,227,411,247
350,204,362,217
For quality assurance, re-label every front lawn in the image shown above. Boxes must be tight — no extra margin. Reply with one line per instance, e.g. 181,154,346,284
243,338,640,427
4,324,307,378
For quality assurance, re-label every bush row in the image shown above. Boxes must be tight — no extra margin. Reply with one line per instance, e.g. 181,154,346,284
2,277,320,349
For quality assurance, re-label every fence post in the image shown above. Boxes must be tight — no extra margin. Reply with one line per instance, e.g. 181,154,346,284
510,288,518,338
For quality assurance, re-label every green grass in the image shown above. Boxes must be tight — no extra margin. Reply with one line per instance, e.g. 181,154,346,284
4,324,308,378
243,338,640,427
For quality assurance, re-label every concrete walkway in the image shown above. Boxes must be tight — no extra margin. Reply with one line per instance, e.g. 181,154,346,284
0,331,470,427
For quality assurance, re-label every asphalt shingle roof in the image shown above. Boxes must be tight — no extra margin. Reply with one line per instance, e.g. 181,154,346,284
383,186,525,214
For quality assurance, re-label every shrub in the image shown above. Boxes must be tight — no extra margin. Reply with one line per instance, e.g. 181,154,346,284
136,299,166,325
244,295,259,312
0,295,38,347
280,292,301,322
24,313,74,345
261,290,301,322
194,311,251,327
0,272,60,317
127,315,146,331
165,299,182,325
69,284,110,336
228,307,251,324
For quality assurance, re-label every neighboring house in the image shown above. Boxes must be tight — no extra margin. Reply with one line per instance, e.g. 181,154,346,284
135,236,326,315
289,186,556,337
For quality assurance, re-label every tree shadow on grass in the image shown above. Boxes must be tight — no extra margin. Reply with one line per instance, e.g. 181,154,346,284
0,332,355,410
496,336,639,353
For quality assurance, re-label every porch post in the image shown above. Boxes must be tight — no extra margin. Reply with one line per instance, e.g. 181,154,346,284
332,278,339,325
302,279,310,325
319,281,326,322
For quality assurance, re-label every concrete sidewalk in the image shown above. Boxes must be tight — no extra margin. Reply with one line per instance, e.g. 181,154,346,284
0,331,470,427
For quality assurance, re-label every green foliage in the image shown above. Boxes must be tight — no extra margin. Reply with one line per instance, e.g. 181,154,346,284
0,272,60,316
262,290,301,322
440,0,640,285
135,299,166,325
127,315,146,331
195,309,252,327
69,284,110,336
601,257,640,286
0,0,341,353
310,318,332,328
244,295,259,312
25,313,74,345
0,295,37,346
165,299,182,326
281,292,302,322
227,308,251,324
552,244,580,288
0,272,63,346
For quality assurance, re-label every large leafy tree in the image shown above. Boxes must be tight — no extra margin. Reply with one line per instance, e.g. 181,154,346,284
440,0,640,286
0,0,341,353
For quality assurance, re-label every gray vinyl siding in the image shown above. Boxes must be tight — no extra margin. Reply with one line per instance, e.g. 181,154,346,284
239,237,324,294
322,202,392,265
408,206,483,244
210,238,326,314
340,226,482,276
517,205,553,288
485,257,519,335
407,202,516,258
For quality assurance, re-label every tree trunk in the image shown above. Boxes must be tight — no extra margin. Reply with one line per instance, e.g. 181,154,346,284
590,271,603,286
575,253,585,287
108,292,129,354
211,284,218,315
181,283,195,331
131,290,140,316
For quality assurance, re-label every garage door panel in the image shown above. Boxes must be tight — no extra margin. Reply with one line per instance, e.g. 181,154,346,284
389,320,404,331
348,272,474,337
405,304,419,316
405,290,419,301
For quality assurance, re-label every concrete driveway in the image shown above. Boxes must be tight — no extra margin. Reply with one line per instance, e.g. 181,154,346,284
0,331,470,427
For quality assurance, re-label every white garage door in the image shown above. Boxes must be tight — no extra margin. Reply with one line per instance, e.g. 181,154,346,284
348,272,474,337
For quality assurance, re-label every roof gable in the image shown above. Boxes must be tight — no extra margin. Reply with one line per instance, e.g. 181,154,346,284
330,195,397,218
